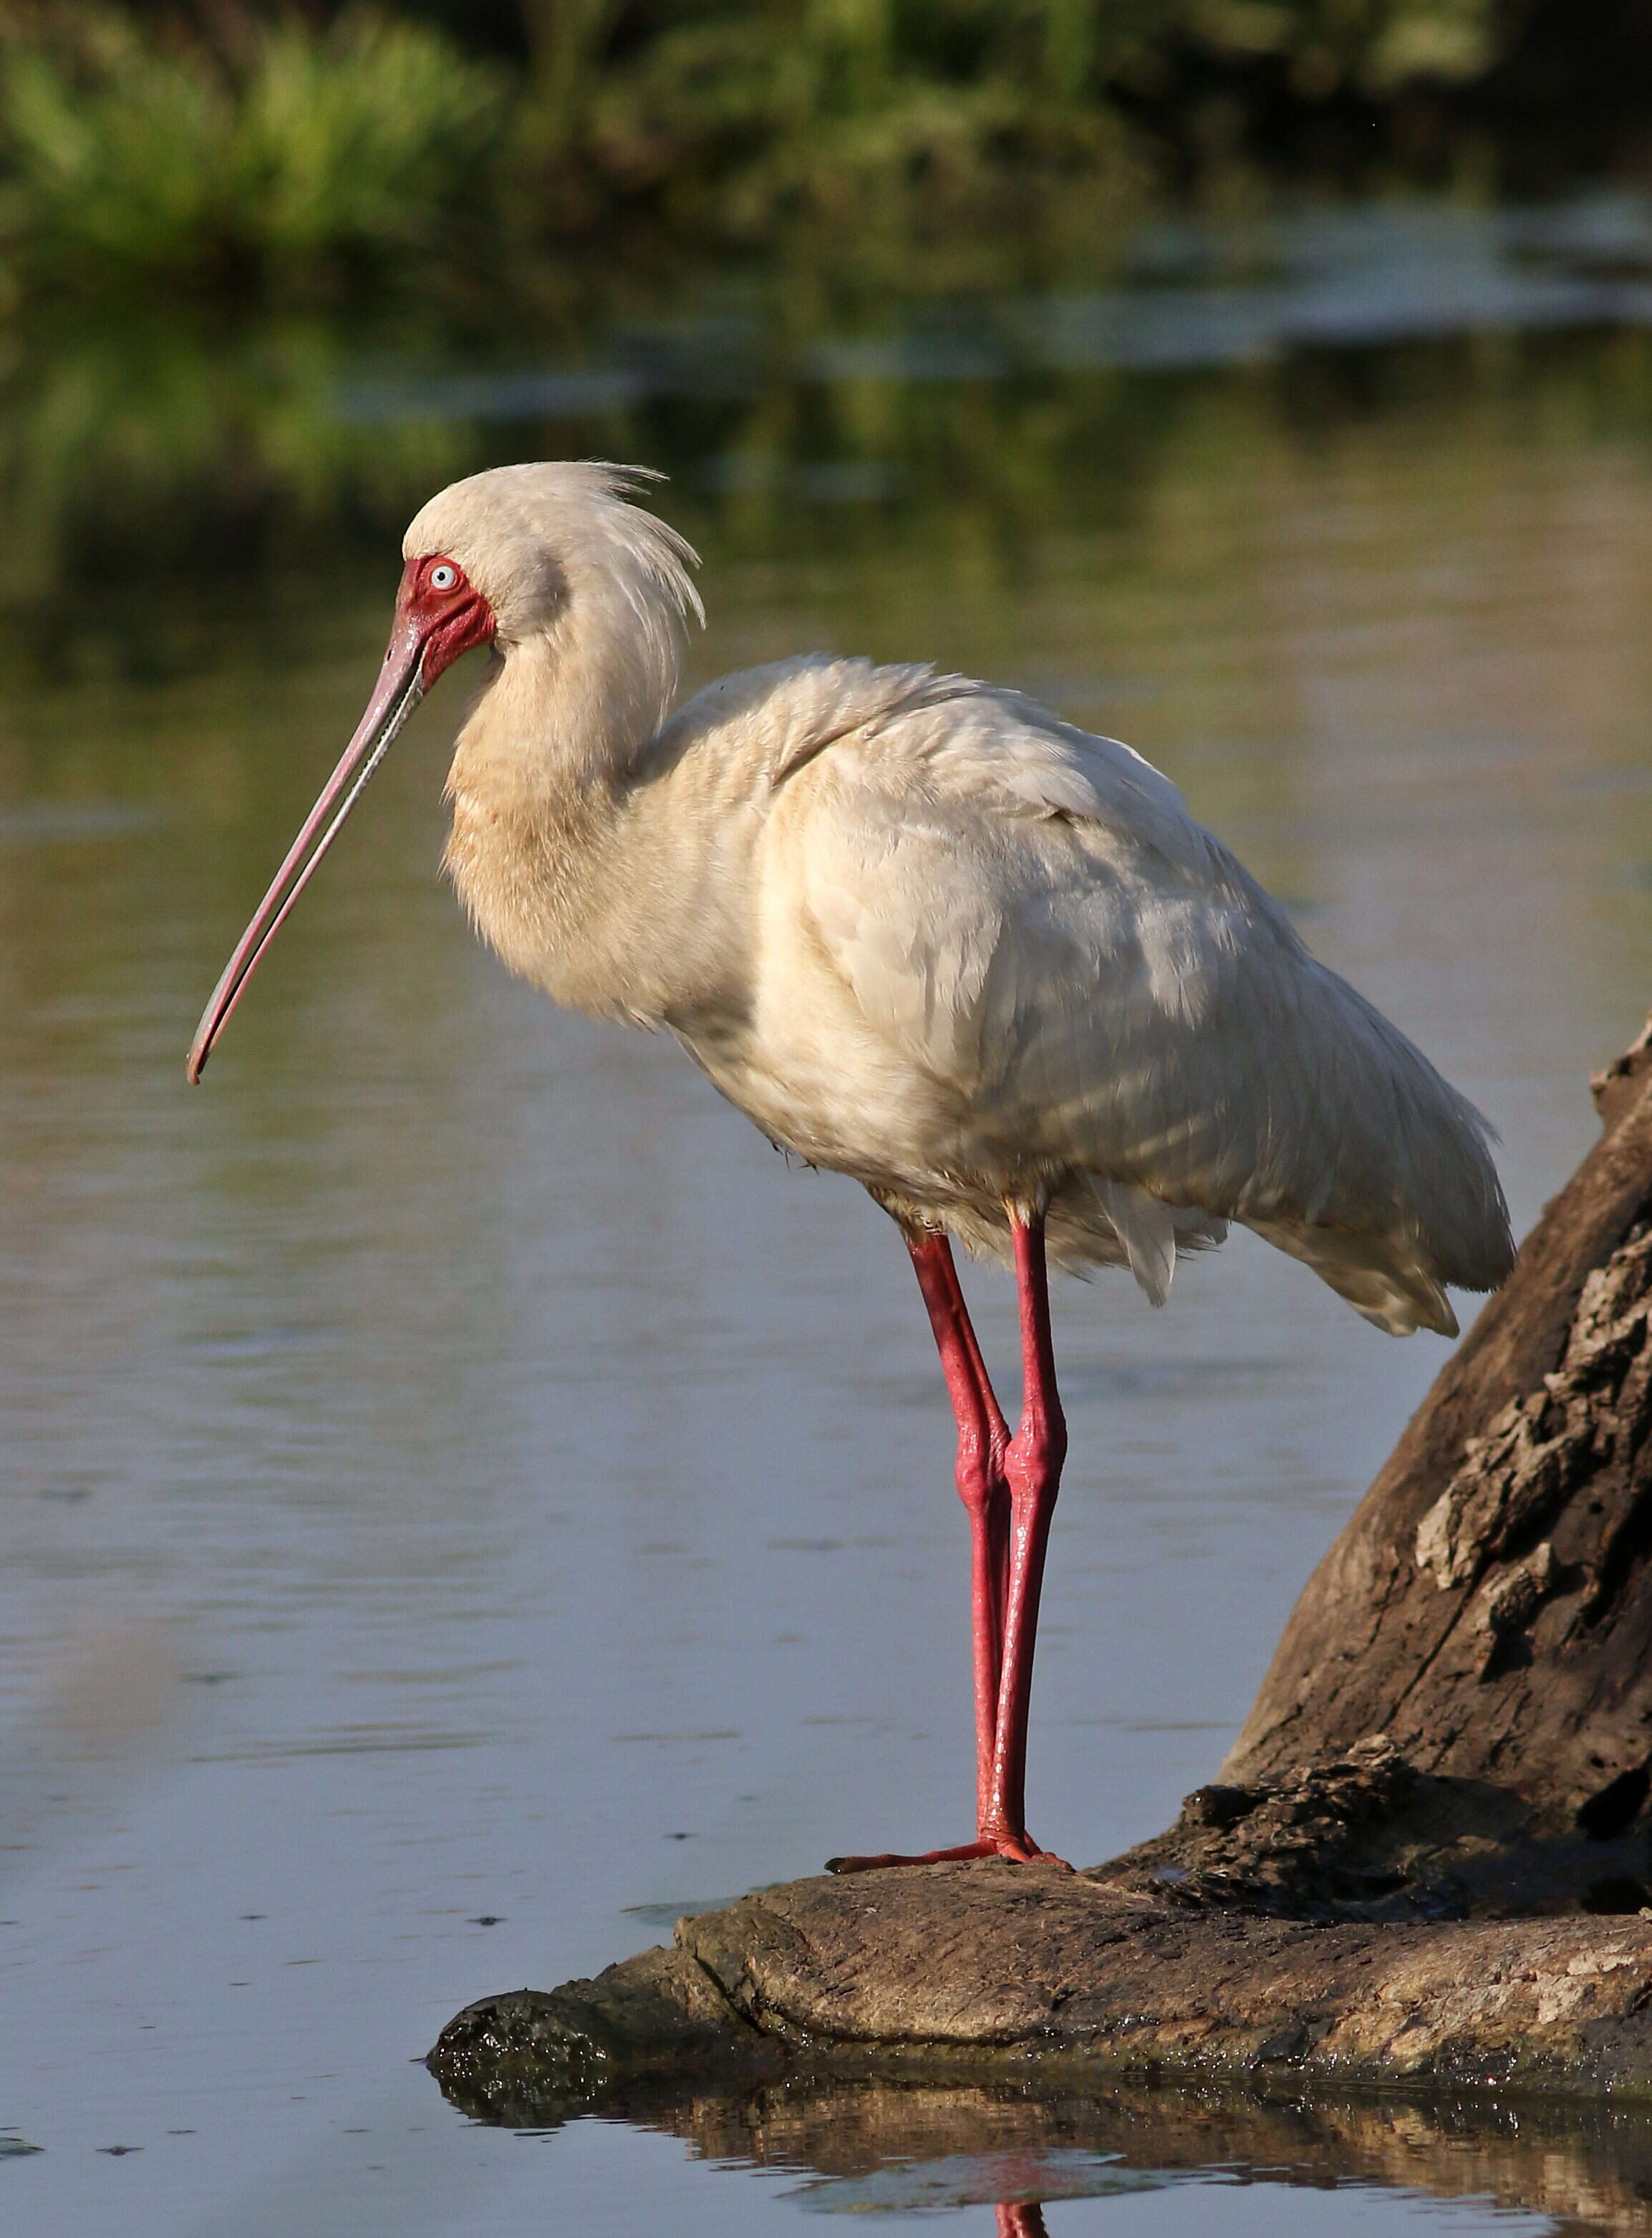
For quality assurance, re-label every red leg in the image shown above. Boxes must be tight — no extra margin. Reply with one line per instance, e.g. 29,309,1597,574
827,1220,1071,1876
979,1215,1069,1864
998,2209,1050,2238
907,1229,1010,1816
828,1229,1010,1872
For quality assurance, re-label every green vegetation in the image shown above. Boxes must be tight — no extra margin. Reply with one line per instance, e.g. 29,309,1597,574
0,11,506,301
0,0,1562,309
0,1,1632,637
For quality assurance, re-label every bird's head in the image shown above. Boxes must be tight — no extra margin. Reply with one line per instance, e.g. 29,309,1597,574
185,461,700,1084
402,460,685,644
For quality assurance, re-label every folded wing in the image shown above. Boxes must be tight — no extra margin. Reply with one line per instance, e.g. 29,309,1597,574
792,685,1513,1334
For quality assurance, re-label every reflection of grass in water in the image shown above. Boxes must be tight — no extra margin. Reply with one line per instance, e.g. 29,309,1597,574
10,308,1652,683
0,313,483,624
0,296,1204,653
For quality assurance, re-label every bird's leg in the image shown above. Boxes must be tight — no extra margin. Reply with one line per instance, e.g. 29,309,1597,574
904,1227,1011,1818
826,1223,1069,1876
827,1227,1015,1873
977,1213,1071,1868
997,2208,1050,2238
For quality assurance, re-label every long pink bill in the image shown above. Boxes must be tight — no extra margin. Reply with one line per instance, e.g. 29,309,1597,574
186,620,428,1084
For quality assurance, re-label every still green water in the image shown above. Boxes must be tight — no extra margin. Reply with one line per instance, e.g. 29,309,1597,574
5,206,1652,2231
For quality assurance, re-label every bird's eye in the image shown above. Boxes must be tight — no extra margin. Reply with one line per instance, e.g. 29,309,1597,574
430,562,458,592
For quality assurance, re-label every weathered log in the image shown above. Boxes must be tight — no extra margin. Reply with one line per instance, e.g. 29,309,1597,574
1227,1016,1652,1831
429,1017,1652,2136
1122,1010,1652,1937
1088,1011,1652,1920
430,1861,1652,2108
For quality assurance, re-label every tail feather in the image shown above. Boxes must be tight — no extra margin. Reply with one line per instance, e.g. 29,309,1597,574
1242,1215,1461,1338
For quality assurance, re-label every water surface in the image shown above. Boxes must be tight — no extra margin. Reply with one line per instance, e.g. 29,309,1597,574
5,232,1652,2233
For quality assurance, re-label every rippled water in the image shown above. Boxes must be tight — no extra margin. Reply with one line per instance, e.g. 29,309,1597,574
6,226,1652,2233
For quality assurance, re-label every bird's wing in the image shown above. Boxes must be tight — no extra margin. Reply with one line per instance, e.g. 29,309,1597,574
790,686,1511,1329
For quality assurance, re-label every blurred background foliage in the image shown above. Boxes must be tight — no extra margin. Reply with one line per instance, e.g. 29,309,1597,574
0,9,506,302
0,0,1646,637
0,0,1641,308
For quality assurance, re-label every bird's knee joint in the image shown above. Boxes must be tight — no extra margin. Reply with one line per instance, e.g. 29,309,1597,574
955,1460,1005,1515
1009,1412,1066,1474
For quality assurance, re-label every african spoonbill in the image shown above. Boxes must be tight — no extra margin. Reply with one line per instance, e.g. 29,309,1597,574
189,462,1514,1871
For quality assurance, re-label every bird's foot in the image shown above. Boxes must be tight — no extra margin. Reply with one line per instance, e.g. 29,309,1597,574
825,1833,1073,1874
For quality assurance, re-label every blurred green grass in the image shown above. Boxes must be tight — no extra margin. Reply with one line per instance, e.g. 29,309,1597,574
0,10,507,303
0,1,1526,309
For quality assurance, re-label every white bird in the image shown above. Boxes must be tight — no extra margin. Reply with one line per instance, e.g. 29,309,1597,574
189,461,1514,1871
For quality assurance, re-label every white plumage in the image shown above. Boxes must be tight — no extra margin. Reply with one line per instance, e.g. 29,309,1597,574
428,466,1512,1339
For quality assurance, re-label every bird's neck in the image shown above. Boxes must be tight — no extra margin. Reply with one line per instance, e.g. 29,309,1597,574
455,581,680,794
441,627,678,1014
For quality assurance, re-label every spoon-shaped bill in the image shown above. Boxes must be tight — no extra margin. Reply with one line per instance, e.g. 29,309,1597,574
186,556,495,1084
185,618,428,1082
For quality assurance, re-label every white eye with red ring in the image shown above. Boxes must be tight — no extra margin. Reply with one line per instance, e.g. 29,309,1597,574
430,562,458,591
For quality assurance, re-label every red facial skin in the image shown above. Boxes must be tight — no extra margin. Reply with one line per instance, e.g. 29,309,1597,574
395,551,496,689
186,554,496,1082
